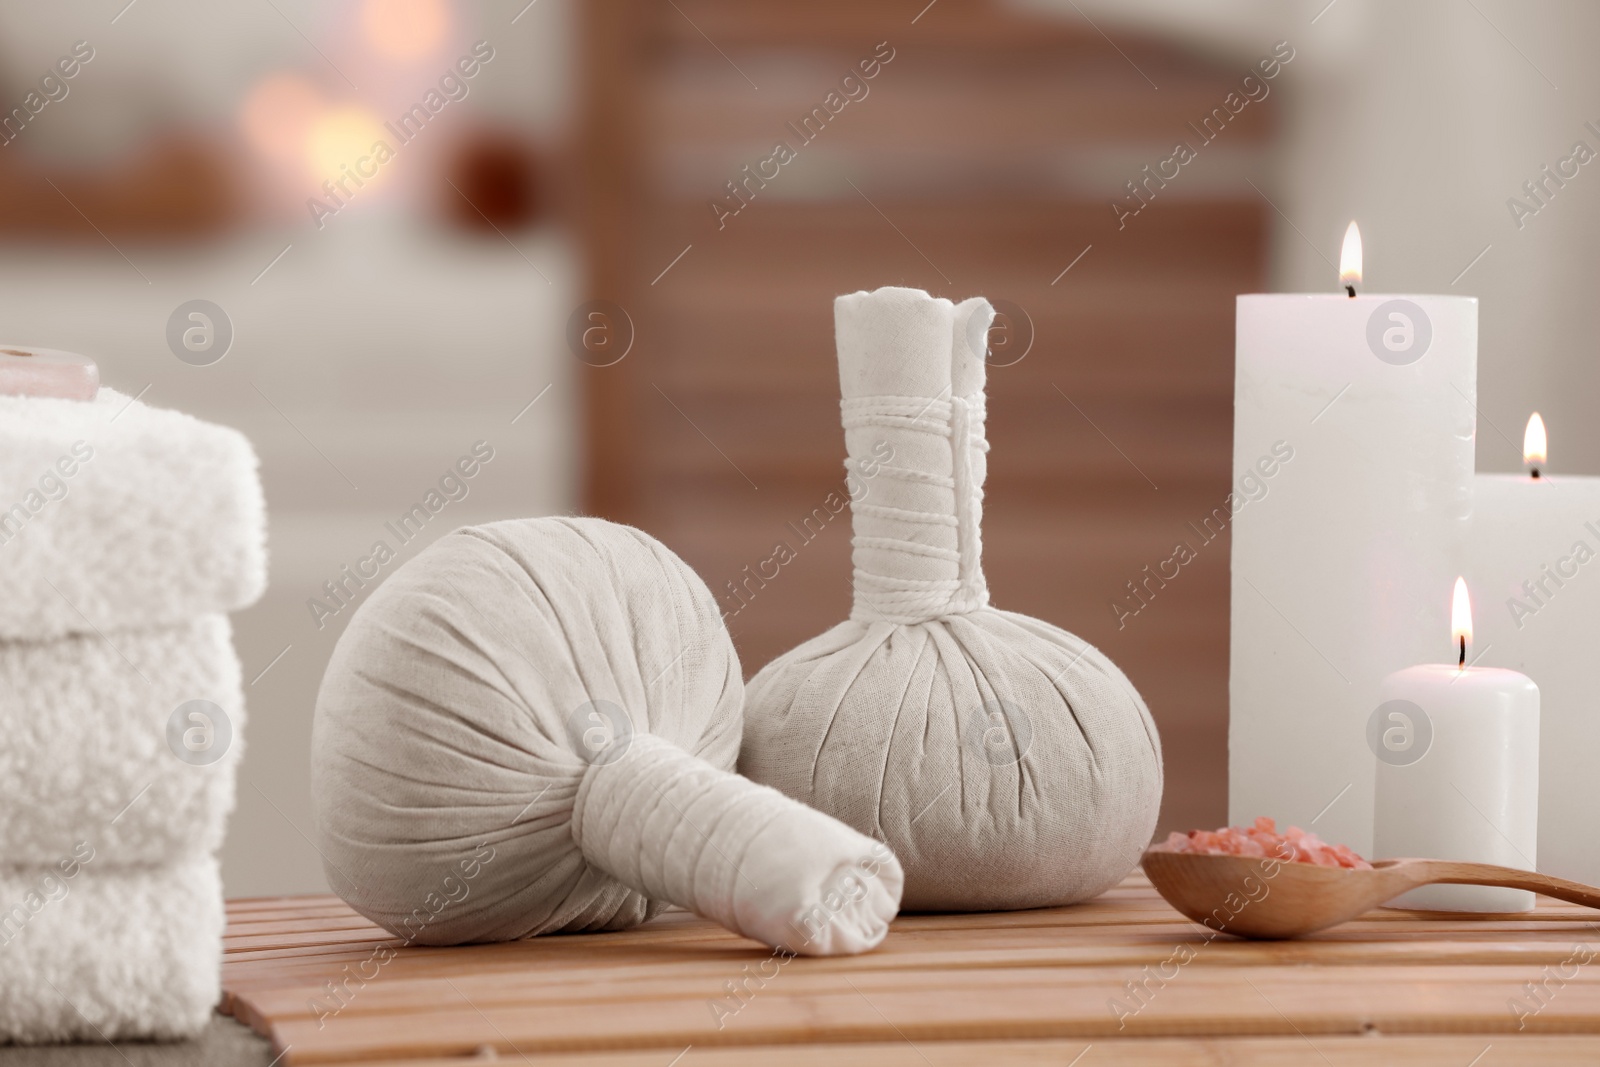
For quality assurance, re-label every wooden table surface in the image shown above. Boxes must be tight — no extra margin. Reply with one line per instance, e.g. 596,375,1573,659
221,873,1600,1065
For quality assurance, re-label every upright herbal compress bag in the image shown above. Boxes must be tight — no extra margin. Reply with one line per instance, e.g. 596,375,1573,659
741,286,1164,911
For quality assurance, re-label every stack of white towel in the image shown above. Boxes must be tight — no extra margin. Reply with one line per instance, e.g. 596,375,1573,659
0,387,265,1043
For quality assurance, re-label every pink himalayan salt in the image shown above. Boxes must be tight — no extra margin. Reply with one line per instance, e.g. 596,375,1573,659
1161,816,1372,870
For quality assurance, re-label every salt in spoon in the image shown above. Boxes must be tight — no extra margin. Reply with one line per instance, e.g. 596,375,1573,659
1142,848,1600,939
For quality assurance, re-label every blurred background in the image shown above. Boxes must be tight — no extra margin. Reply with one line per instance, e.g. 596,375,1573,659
1,0,1592,898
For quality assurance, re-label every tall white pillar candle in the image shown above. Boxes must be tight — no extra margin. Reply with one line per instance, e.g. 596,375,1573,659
1467,416,1600,884
1231,234,1477,855
1373,580,1540,912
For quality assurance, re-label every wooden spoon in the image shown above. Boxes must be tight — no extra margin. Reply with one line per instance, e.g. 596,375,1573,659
1142,848,1600,939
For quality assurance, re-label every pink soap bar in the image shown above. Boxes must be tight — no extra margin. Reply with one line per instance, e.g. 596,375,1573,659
0,346,99,400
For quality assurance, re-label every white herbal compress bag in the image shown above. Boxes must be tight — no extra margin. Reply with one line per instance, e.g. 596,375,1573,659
741,287,1164,911
312,517,901,956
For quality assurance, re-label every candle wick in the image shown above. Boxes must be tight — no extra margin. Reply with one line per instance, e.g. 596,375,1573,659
1531,467,1541,479
1344,284,1356,298
1459,635,1466,669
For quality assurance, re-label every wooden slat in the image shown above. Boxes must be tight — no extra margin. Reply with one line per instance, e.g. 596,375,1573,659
237,956,1600,1023
651,0,1206,60
256,972,1600,1062
578,0,649,521
227,894,348,913
284,1036,1600,1067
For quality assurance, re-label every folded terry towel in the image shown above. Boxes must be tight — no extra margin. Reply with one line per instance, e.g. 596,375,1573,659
0,616,243,865
0,388,266,640
0,854,221,1043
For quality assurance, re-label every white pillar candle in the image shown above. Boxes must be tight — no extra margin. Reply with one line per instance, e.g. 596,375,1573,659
1467,415,1600,884
1374,579,1540,911
1231,224,1478,855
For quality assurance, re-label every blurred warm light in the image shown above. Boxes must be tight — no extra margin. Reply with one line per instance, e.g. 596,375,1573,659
1524,412,1547,469
361,0,450,60
1451,576,1472,662
306,106,390,186
241,74,325,162
1339,221,1362,288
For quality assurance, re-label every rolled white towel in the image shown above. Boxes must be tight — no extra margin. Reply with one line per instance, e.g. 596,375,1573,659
0,388,265,640
0,616,243,865
0,854,221,1043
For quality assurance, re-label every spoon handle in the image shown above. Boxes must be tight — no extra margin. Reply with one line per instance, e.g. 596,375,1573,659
1410,859,1600,909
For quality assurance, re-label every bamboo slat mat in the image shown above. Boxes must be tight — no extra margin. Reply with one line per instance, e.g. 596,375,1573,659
222,873,1600,1064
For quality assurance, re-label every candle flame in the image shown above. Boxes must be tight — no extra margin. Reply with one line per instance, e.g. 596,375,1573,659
1451,576,1472,665
1524,412,1547,468
1339,221,1362,288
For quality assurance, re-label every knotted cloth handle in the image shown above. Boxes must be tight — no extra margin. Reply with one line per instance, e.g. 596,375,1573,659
573,734,902,955
836,289,995,624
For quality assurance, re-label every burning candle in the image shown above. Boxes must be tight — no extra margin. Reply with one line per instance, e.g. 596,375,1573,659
1373,578,1540,912
1339,220,1360,298
1231,222,1478,855
1524,412,1547,479
0,347,99,400
1468,413,1600,884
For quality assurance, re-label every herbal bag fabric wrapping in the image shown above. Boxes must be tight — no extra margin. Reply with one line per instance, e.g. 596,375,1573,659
741,287,1164,911
0,615,242,864
0,388,265,640
312,517,902,957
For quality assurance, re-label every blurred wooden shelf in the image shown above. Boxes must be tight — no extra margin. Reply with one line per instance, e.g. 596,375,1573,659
578,0,1277,834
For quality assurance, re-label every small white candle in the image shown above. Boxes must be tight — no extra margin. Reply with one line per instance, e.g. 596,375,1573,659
0,346,99,400
1468,414,1600,884
1374,578,1540,912
1231,222,1478,855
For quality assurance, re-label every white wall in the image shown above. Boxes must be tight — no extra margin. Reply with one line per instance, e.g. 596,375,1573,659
1022,0,1600,475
